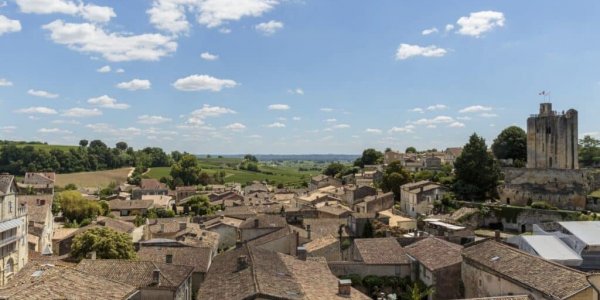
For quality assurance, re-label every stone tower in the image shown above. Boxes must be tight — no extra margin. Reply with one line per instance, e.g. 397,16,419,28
526,103,578,169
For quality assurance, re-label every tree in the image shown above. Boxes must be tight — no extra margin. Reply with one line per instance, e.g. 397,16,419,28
405,146,417,154
380,161,411,200
580,135,600,167
402,282,435,300
56,190,103,224
79,139,88,147
354,148,383,168
115,141,128,151
244,154,258,162
170,154,202,186
185,195,216,216
491,126,527,165
323,162,346,177
70,227,136,261
453,133,501,201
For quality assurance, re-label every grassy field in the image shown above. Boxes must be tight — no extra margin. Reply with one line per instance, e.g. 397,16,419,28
55,167,132,188
10,142,78,152
147,158,321,186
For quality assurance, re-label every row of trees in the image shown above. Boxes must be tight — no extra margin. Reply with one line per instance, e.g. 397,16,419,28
0,140,171,175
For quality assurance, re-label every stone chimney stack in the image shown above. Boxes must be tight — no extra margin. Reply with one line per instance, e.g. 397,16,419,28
297,246,307,261
237,255,248,270
152,269,161,286
338,279,352,297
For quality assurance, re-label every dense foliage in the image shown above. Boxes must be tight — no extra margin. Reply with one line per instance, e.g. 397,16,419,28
0,140,170,175
491,126,527,166
183,195,218,216
354,148,384,168
70,227,137,261
580,135,600,167
55,190,104,224
380,161,411,200
405,146,417,154
170,154,203,186
453,134,501,201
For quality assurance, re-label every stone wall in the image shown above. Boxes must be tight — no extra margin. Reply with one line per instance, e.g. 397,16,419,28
499,168,592,210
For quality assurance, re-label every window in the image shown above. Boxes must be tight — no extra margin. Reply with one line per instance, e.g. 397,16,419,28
5,258,13,274
8,201,12,213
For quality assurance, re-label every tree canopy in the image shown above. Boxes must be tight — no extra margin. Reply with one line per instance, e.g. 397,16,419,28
354,148,384,168
184,195,217,216
405,147,417,154
580,135,600,167
491,126,527,165
453,133,501,201
380,161,410,200
170,154,202,186
70,227,137,261
55,190,103,224
323,162,346,177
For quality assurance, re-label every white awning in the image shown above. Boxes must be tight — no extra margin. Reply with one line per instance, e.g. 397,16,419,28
0,218,23,232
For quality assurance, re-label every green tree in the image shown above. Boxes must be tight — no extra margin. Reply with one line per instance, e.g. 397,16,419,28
244,154,258,162
79,139,88,147
70,227,136,261
380,161,411,200
402,282,435,300
354,148,384,168
56,190,103,224
453,133,501,201
323,162,346,177
491,126,527,165
185,195,216,216
170,154,202,186
115,141,128,151
405,146,417,154
579,135,600,167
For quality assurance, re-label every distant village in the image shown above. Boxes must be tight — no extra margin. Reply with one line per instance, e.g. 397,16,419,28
1,102,600,300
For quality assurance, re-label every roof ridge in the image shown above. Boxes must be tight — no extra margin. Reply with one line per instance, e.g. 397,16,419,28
247,246,261,296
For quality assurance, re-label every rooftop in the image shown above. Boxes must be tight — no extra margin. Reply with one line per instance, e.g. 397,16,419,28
462,240,592,299
137,246,213,273
558,221,600,246
354,237,410,265
239,215,287,229
405,237,462,271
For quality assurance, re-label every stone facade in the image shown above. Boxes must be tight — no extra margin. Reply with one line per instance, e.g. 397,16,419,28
527,103,578,169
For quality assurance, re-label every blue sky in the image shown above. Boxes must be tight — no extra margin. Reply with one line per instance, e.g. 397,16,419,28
1,0,599,154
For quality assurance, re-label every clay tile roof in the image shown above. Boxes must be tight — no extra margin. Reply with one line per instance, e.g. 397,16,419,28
137,246,212,273
302,218,348,239
239,215,287,229
304,235,338,253
22,172,55,185
197,245,369,300
140,178,167,190
18,195,52,224
96,217,135,233
108,199,154,210
462,240,592,299
463,296,531,300
405,237,463,271
354,238,410,265
0,262,138,300
75,259,193,290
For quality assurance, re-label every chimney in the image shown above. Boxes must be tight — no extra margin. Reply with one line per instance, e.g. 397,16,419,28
237,255,248,270
254,218,259,228
338,279,352,297
152,269,161,286
179,222,187,231
220,215,225,220
306,224,311,240
297,246,307,261
494,230,501,242
166,254,173,264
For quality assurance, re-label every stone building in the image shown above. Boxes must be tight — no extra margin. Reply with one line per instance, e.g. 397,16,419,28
0,175,28,287
527,103,578,169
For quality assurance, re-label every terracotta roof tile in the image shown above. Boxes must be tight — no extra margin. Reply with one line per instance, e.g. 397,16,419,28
405,237,462,271
137,246,212,273
354,238,410,265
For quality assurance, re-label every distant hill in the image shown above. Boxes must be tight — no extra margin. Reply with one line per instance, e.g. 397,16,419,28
204,154,360,162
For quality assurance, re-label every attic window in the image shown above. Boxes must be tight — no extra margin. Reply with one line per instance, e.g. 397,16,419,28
490,256,500,262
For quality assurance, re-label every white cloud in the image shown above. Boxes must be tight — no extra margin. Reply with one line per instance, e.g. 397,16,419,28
480,112,498,118
187,104,236,125
459,105,493,113
87,95,129,109
320,107,333,112
456,11,505,38
333,124,350,129
410,107,424,113
42,20,177,62
85,123,141,136
445,24,454,32
0,78,13,86
294,88,304,95
365,128,382,134
138,115,172,124
412,115,454,126
173,74,237,92
449,121,465,128
115,68,125,73
325,118,337,123
456,116,472,121
225,123,246,131
396,44,447,60
268,104,290,110
219,28,231,34
0,15,22,36
421,27,438,35
15,106,58,114
255,20,283,35
147,0,279,33
62,107,102,117
292,116,301,121
38,127,72,134
200,52,219,61
388,125,415,133
267,122,285,128
116,79,151,91
15,0,115,23
51,119,80,124
427,104,447,110
97,65,111,73
27,89,59,98
0,126,16,133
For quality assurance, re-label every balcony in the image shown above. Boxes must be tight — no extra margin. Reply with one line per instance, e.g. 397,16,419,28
0,234,21,248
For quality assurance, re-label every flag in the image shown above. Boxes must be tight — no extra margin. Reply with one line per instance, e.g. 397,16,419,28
539,91,546,96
